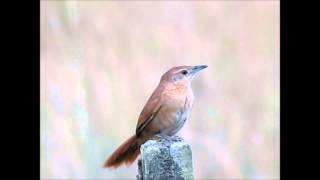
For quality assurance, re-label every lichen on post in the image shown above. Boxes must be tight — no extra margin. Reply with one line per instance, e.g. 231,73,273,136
137,136,194,180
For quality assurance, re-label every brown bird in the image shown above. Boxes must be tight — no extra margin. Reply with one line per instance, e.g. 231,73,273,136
104,65,207,168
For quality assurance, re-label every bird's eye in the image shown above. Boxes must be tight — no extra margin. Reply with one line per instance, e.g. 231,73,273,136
181,70,188,75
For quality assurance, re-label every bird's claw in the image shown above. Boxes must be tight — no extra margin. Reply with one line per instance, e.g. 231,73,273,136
154,134,172,142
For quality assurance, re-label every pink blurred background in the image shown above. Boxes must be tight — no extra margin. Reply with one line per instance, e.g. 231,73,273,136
41,1,279,179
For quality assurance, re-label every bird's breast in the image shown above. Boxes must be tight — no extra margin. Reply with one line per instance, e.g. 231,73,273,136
152,88,194,136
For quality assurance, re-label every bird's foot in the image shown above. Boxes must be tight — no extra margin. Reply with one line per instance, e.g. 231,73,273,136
154,134,172,142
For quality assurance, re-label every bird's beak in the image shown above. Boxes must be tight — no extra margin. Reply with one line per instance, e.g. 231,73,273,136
190,65,208,75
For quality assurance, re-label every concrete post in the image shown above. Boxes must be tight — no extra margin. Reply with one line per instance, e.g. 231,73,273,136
137,136,194,180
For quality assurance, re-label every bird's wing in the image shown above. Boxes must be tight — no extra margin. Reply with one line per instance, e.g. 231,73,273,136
135,85,164,136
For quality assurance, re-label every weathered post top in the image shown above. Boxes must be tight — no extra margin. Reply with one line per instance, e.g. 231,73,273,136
137,135,194,180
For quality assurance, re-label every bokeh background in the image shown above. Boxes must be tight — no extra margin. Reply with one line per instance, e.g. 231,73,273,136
41,1,279,179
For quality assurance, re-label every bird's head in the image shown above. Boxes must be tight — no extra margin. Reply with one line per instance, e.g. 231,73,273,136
160,65,208,87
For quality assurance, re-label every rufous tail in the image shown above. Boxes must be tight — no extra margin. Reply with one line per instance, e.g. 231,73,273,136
104,135,140,168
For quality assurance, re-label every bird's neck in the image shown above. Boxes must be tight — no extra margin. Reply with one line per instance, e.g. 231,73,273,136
162,81,192,93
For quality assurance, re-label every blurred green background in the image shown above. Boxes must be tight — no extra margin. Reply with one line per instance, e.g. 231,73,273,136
41,1,279,179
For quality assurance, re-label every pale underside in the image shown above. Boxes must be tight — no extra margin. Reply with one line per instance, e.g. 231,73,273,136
136,84,194,140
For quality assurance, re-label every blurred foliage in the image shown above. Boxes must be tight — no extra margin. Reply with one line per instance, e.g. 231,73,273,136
41,1,279,179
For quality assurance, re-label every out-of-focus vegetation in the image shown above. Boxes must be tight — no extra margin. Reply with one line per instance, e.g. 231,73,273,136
41,1,279,179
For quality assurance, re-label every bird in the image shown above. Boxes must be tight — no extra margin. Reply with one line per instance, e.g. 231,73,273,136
104,65,207,168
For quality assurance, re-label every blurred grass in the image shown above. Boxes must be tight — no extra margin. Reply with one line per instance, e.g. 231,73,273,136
41,1,279,179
